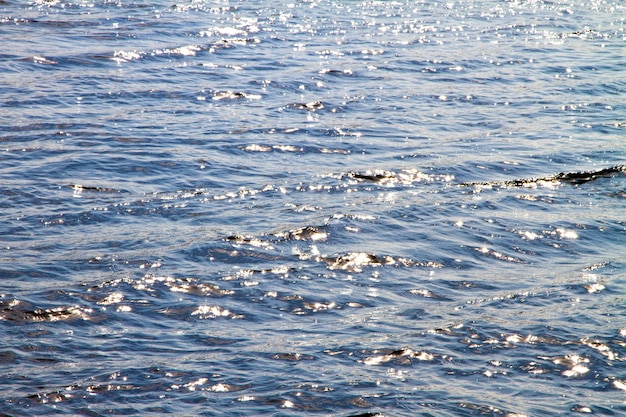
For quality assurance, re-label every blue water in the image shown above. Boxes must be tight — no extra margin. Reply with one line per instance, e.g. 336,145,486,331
1,1,626,415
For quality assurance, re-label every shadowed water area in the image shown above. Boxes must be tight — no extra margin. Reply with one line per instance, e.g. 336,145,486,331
1,1,625,416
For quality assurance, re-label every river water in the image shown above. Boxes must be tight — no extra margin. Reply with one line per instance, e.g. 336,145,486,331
1,1,625,416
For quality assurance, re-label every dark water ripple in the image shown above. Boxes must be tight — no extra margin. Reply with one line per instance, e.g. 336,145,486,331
2,0,626,416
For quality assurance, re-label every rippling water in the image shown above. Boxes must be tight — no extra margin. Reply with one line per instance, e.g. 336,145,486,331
2,1,626,416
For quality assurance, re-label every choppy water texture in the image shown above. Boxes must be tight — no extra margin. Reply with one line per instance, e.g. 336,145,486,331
1,1,626,416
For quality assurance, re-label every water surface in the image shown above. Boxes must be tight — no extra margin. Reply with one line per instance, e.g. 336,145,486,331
1,1,626,415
